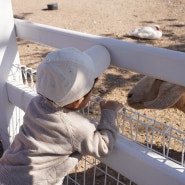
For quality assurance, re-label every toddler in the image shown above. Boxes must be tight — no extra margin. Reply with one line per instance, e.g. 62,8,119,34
0,45,122,185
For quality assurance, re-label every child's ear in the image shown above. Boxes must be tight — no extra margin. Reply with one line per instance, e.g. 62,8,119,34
73,97,84,108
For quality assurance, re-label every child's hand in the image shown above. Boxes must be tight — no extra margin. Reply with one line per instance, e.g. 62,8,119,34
100,100,123,111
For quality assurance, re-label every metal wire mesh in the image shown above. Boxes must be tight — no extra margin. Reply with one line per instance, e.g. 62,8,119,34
64,156,135,185
84,96,185,166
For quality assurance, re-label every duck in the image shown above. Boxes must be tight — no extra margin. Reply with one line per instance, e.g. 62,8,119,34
127,25,162,40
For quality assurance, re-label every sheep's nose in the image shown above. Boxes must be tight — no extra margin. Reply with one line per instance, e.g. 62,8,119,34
127,93,133,98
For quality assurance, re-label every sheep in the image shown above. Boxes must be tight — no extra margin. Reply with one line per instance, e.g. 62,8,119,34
127,76,185,113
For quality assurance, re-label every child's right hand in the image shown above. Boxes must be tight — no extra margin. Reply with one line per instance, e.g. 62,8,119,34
100,100,123,111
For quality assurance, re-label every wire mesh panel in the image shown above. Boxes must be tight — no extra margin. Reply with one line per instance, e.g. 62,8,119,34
8,106,24,143
64,156,136,185
119,108,185,166
81,94,185,167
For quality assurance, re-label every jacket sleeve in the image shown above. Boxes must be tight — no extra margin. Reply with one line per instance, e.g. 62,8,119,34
69,109,118,158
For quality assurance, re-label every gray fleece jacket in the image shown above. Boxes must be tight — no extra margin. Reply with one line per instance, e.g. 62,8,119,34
0,96,118,185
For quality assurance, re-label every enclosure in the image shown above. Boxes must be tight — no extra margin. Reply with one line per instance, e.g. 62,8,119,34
1,1,185,185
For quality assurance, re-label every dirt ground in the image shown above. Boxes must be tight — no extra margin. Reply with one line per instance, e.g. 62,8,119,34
11,0,185,129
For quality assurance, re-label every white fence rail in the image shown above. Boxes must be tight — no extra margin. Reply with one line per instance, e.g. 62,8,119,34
15,18,185,87
1,1,185,184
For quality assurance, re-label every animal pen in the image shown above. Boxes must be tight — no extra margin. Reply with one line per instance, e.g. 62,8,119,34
1,1,185,185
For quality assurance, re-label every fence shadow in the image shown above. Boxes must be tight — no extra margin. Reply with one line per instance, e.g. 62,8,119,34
14,13,33,20
0,141,3,157
63,160,136,185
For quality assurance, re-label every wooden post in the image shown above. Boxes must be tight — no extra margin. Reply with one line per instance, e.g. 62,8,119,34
0,0,20,149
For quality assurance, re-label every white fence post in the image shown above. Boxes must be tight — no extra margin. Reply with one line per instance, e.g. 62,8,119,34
0,0,20,149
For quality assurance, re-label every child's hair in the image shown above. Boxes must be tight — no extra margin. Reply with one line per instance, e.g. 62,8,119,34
36,45,111,107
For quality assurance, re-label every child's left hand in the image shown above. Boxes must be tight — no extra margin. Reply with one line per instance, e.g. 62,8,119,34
100,100,123,111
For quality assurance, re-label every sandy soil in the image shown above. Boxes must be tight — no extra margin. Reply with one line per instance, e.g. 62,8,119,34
1,0,185,183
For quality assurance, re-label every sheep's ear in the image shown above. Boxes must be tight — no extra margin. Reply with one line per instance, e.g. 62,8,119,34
144,82,185,109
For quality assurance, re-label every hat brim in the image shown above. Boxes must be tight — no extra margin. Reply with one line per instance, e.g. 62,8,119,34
83,45,111,78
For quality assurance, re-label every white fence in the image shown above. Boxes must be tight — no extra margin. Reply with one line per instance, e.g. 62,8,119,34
1,1,185,184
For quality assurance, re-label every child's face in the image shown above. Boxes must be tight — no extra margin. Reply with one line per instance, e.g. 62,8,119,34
64,90,92,110
64,78,97,110
77,90,92,109
77,78,98,109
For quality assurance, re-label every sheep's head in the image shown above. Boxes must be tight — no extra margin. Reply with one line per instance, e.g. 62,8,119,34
127,76,185,112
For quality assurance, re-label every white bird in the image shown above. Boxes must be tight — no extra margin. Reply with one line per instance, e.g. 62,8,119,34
127,25,162,40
